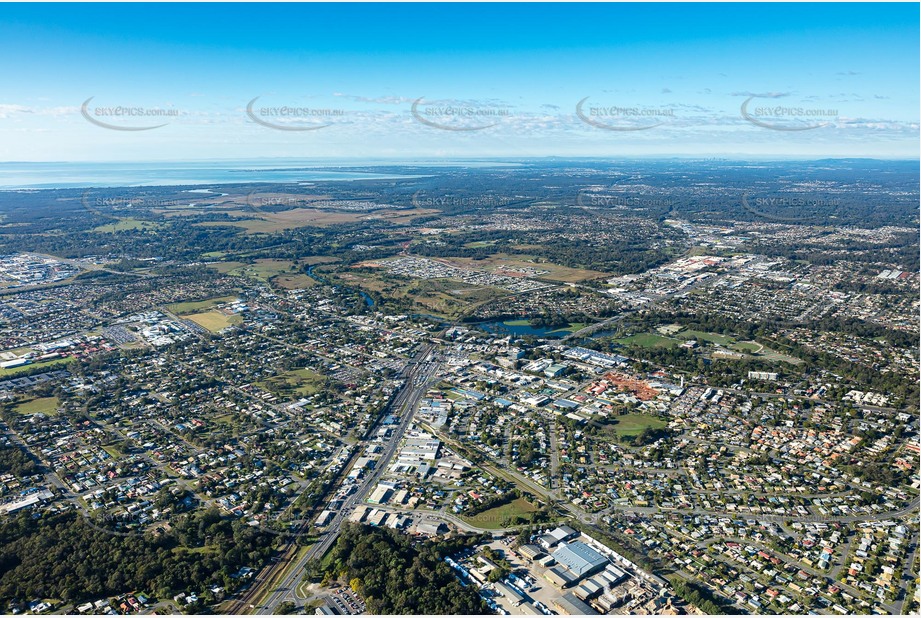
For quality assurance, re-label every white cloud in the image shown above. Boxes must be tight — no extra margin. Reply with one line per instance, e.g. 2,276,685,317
0,104,32,118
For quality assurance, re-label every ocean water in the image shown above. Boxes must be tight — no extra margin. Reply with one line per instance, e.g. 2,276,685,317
0,161,425,189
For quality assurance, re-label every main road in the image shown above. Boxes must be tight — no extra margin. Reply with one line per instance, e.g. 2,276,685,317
255,343,440,614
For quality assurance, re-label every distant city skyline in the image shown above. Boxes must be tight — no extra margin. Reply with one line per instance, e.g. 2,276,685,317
0,2,918,161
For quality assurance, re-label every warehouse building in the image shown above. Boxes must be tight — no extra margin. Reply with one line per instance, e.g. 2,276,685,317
314,510,334,527
493,581,525,607
368,485,392,505
573,578,605,601
552,541,609,581
553,592,599,615
518,544,546,561
538,524,579,549
544,565,577,588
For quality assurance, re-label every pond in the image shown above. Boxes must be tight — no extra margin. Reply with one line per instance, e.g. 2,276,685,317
476,319,575,339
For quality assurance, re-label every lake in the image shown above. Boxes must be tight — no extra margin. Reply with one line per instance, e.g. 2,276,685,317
477,319,577,339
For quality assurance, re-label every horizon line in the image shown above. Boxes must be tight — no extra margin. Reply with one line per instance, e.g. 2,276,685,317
1,155,919,165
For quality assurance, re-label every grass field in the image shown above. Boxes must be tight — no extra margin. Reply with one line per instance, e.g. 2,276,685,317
444,390,466,401
171,545,218,556
206,259,313,289
195,207,440,233
439,253,608,283
460,497,539,530
338,270,507,320
93,218,163,233
656,324,684,336
556,323,590,333
677,329,801,363
13,396,60,416
301,256,341,266
101,445,123,459
167,296,238,315
206,261,246,274
607,413,667,438
754,347,803,365
0,357,75,378
731,341,763,353
210,256,340,287
258,368,327,398
616,333,679,348
464,240,498,248
234,259,299,280
1,346,35,357
185,310,242,333
617,327,802,365
678,329,734,346
272,274,318,289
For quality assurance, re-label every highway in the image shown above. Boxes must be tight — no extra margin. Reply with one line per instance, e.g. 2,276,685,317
254,343,440,614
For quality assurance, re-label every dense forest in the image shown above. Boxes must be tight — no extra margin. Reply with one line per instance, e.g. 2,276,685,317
307,524,491,615
0,445,38,477
0,509,274,605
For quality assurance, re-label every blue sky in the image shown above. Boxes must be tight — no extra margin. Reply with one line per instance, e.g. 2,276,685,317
0,3,917,161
